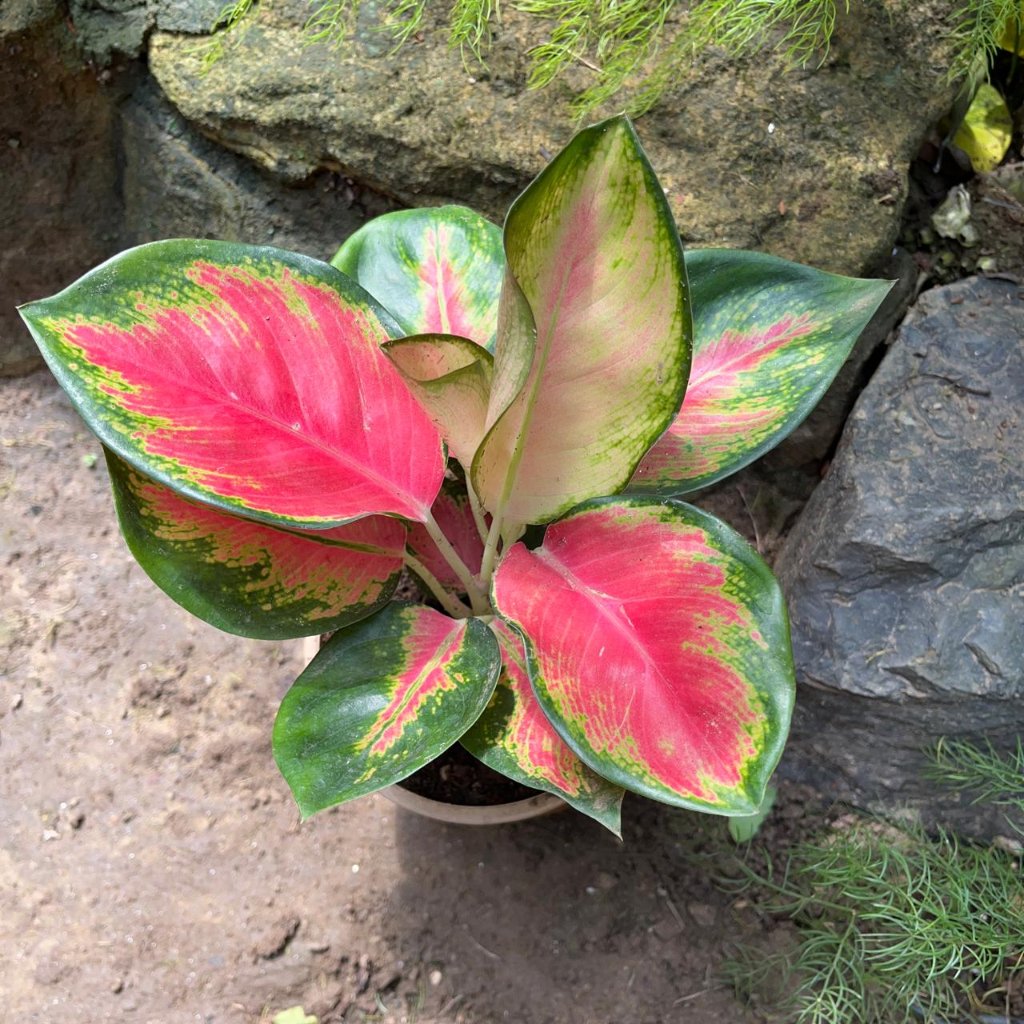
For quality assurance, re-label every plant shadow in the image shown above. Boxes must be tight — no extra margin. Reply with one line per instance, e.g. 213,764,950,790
378,793,767,1024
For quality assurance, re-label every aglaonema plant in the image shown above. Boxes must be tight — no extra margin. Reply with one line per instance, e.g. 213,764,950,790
19,115,890,835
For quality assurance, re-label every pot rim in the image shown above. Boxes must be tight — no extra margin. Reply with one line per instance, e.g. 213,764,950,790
382,783,566,825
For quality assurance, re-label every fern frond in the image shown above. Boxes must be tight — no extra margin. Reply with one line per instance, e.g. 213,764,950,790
946,0,1024,83
725,743,1024,1024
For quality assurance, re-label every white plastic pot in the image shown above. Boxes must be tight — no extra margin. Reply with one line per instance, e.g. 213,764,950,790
383,783,566,825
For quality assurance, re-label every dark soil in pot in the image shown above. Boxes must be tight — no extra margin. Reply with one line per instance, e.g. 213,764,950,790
399,744,539,806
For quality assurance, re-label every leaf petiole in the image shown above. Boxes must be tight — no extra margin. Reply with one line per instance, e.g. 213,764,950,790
403,551,473,619
421,513,491,614
464,475,491,548
478,506,504,591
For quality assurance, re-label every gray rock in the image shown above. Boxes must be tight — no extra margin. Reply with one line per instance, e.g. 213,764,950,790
68,0,152,61
121,82,396,259
64,0,222,59
776,276,1024,831
0,0,60,36
148,0,959,276
154,0,222,34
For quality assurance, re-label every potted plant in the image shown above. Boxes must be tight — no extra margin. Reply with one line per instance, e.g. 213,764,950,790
19,115,890,835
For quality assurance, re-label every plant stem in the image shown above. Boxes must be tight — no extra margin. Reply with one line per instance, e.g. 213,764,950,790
403,552,473,619
421,513,490,614
501,521,526,550
464,476,491,547
478,508,504,590
481,514,529,590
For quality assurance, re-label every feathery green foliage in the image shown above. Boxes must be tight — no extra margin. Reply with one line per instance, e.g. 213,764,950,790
197,0,257,67
517,0,678,113
930,736,1024,818
624,0,844,114
947,0,1024,84
304,0,360,45
724,741,1024,1024
681,0,843,64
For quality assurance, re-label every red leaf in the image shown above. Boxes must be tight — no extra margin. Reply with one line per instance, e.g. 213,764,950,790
492,498,793,813
21,241,445,526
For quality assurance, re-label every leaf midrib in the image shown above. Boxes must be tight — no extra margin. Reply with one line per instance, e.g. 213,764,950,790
89,326,430,520
532,542,740,784
533,545,667,703
687,314,812,391
361,621,464,754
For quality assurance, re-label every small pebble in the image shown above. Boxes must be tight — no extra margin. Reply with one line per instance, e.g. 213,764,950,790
993,834,1023,855
11,693,22,711
429,969,443,986
687,901,717,928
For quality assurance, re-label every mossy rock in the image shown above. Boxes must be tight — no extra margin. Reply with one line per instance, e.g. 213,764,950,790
151,0,959,275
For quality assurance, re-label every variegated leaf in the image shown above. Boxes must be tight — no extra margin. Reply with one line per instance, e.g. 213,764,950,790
461,621,625,834
492,497,794,815
331,206,505,350
472,115,691,527
383,334,493,468
106,449,406,640
19,240,444,527
630,249,892,495
274,604,501,816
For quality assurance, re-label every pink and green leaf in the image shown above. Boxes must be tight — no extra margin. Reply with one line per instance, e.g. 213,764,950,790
461,621,625,834
274,603,501,816
491,497,794,815
630,249,893,495
406,477,486,595
474,267,537,448
331,206,505,350
19,240,445,527
106,449,406,640
472,115,691,527
383,334,493,469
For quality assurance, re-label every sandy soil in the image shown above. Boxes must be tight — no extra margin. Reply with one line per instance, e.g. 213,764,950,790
2,370,796,1024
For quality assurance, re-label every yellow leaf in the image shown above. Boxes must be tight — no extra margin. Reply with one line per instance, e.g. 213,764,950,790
953,83,1013,173
272,1008,318,1024
998,4,1024,56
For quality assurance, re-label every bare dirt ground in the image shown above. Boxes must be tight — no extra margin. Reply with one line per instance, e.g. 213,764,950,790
2,370,802,1024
